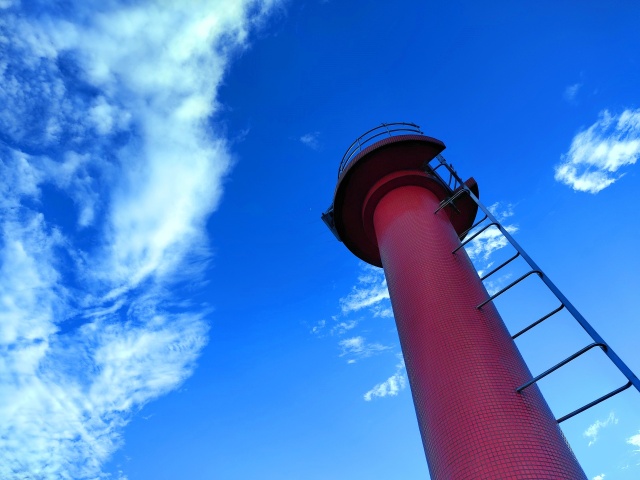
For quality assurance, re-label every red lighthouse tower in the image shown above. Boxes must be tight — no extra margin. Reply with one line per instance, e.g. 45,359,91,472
322,124,587,479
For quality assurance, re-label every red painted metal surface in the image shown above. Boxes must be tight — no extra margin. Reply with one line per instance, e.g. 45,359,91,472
333,135,453,266
370,183,586,479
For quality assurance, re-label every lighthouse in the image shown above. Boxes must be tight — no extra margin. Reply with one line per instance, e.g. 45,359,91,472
322,123,586,479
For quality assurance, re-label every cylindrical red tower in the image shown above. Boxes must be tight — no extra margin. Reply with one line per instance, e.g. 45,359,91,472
323,125,586,479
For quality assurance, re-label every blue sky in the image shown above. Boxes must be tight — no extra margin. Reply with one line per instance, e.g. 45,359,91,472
1,1,639,479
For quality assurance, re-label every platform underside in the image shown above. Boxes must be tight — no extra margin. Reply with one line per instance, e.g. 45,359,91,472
331,135,479,266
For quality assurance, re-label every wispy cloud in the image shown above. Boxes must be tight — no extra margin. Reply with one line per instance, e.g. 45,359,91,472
464,224,518,262
564,83,582,103
483,273,513,296
465,202,518,262
313,265,394,367
339,336,390,363
0,1,275,478
331,319,358,335
300,131,320,149
310,319,326,335
555,108,640,193
319,201,519,389
462,202,519,296
364,356,407,401
340,266,390,314
584,412,618,446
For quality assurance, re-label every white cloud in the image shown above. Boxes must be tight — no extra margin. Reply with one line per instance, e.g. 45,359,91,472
371,305,393,318
314,264,395,376
484,273,513,296
592,474,605,480
0,1,276,478
364,357,407,401
464,202,517,272
340,266,390,314
464,223,518,262
584,412,618,446
310,319,326,335
339,336,390,362
463,202,518,265
487,201,514,222
460,201,520,298
628,431,640,452
331,320,358,335
564,83,582,102
300,131,320,149
555,108,640,193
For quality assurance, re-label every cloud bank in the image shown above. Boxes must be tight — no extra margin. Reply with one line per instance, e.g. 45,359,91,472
0,1,275,478
555,109,640,193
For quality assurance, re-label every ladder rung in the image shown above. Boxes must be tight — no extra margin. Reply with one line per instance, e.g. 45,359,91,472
477,270,542,309
453,222,499,254
512,304,565,340
426,153,640,400
556,380,633,424
459,214,488,240
517,343,607,393
480,252,521,281
435,189,468,214
430,162,447,174
424,161,455,193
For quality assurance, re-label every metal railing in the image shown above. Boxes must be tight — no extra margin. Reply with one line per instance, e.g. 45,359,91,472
337,122,423,178
324,125,465,243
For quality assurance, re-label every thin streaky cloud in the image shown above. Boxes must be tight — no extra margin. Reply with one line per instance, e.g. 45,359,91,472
331,320,358,335
584,412,618,447
340,265,390,314
488,201,515,221
364,356,407,401
339,336,390,362
300,131,320,149
464,224,518,262
564,83,582,102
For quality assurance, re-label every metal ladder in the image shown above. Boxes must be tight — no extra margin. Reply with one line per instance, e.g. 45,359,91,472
427,154,640,424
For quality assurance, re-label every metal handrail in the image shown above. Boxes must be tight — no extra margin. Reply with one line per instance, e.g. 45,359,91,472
338,122,423,177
